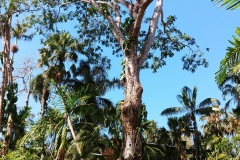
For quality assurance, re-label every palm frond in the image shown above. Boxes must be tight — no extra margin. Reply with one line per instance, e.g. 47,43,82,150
198,98,221,108
192,86,198,107
161,107,183,116
195,107,220,116
143,143,165,160
215,28,240,85
211,0,240,10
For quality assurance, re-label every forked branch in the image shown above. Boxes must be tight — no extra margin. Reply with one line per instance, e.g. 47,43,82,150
137,0,163,68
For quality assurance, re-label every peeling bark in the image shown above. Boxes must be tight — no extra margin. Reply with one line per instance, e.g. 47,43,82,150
120,48,143,159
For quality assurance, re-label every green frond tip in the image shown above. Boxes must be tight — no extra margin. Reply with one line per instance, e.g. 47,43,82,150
161,107,181,116
215,27,240,85
195,106,220,116
211,0,240,10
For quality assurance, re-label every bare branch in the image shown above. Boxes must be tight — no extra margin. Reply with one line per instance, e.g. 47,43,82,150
118,0,135,16
86,0,126,48
131,0,152,41
104,13,125,48
137,0,163,68
113,0,121,27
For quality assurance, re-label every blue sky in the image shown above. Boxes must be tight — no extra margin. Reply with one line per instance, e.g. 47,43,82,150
3,0,240,129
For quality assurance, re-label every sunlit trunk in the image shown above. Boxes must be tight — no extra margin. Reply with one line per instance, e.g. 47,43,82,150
121,50,143,159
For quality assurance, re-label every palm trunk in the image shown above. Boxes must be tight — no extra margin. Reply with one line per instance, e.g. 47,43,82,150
40,89,47,118
121,51,143,159
176,129,186,160
193,118,200,160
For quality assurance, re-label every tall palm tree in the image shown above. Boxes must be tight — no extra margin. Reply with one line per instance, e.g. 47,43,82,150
30,73,50,117
38,32,79,85
161,86,221,160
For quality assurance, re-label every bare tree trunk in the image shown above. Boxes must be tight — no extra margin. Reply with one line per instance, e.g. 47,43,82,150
24,67,33,107
121,51,143,159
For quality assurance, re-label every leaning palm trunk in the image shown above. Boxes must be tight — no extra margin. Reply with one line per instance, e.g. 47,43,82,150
67,115,82,156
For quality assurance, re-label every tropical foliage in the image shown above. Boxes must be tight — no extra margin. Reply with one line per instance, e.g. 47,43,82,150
0,0,240,159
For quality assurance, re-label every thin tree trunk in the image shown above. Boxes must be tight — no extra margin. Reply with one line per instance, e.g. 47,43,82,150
67,115,82,156
2,114,14,154
40,89,47,118
1,14,14,156
24,67,33,107
0,53,7,131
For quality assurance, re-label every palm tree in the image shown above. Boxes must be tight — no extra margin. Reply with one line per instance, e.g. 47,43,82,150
201,109,227,137
167,117,188,160
65,59,121,95
38,32,79,85
161,86,221,160
30,73,50,117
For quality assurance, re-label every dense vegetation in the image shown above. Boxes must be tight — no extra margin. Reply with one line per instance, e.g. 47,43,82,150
0,0,239,159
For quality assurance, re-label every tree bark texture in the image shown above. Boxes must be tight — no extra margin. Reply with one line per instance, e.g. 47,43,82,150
107,0,163,158
0,14,14,156
121,51,143,159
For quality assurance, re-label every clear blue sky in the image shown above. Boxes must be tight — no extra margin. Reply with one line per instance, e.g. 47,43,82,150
6,1,240,129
